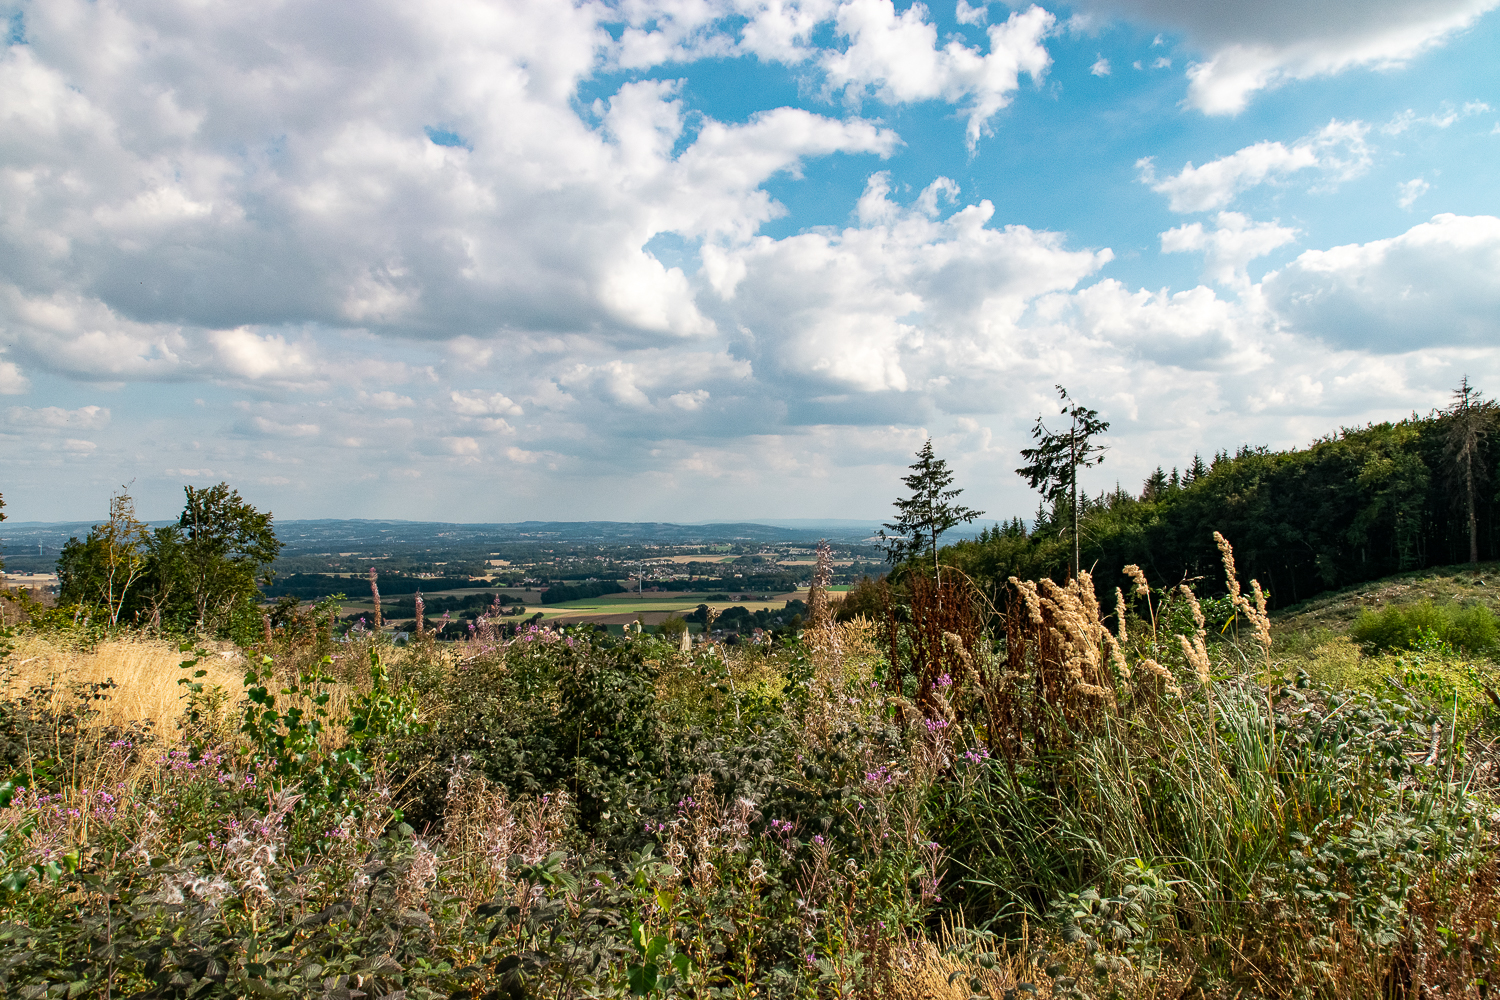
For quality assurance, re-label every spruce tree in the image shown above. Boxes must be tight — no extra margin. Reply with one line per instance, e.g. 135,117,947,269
879,440,983,586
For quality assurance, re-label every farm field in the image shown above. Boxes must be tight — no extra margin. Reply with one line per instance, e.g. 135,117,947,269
533,587,839,625
644,554,740,564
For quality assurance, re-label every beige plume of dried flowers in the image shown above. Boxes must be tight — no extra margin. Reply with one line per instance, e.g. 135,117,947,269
1214,531,1272,668
1120,563,1162,642
1036,573,1116,703
807,539,834,629
1114,586,1129,644
1108,636,1132,689
1136,657,1181,697
1011,577,1045,627
369,567,382,629
1176,584,1212,685
943,630,981,689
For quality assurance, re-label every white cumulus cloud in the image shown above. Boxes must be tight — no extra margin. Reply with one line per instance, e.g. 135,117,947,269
1261,214,1500,352
821,2,1055,149
702,172,1112,394
1074,0,1498,114
1160,211,1298,285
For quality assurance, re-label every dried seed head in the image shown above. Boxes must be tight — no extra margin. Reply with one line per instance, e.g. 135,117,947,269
1010,577,1044,626
1178,633,1212,685
1123,564,1150,598
1137,657,1181,696
1213,531,1243,604
1179,584,1206,634
1107,634,1132,686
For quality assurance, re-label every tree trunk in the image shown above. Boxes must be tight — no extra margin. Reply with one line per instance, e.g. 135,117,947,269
1468,462,1479,565
1070,421,1080,579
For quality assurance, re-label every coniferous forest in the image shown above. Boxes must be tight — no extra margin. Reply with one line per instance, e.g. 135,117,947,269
953,394,1499,611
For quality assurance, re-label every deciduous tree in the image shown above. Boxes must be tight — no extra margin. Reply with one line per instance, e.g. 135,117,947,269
178,482,283,631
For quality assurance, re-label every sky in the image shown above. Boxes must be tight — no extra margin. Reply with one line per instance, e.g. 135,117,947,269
1,0,1498,525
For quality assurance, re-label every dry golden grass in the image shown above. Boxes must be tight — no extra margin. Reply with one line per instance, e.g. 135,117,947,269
2,633,244,734
885,934,1193,1000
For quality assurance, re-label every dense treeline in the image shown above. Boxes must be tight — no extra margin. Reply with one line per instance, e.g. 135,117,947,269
950,410,1499,608
542,580,626,603
263,573,493,599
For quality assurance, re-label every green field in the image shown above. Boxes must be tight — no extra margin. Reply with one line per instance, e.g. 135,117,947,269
335,584,848,624
535,588,809,624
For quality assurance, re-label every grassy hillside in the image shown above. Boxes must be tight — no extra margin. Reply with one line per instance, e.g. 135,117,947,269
1275,560,1500,646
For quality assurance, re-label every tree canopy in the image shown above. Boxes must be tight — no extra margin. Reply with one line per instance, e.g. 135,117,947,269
954,395,1500,612
58,482,281,635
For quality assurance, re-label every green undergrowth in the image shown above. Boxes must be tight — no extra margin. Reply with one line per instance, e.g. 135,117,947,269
2,557,1500,998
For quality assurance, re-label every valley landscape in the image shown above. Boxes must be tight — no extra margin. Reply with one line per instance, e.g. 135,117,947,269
4,392,1500,998
3,0,1499,996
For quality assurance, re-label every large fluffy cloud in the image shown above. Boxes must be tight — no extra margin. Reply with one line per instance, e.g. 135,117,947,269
702,173,1112,396
1077,0,1497,113
1263,214,1500,351
0,0,901,386
612,0,1057,148
820,1,1054,149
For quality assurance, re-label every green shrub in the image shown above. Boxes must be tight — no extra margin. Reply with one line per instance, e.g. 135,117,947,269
1351,599,1499,656
382,631,666,843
